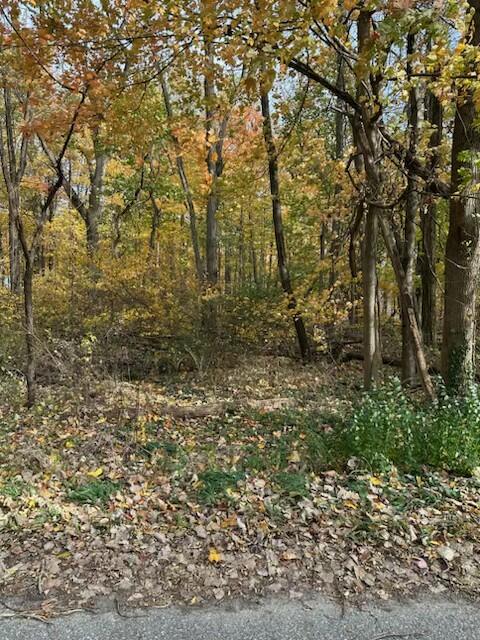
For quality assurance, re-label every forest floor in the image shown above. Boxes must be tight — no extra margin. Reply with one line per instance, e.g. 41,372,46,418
0,355,480,620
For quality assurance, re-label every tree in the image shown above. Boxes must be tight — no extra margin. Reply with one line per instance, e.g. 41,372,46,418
260,82,311,361
441,0,480,391
0,82,28,293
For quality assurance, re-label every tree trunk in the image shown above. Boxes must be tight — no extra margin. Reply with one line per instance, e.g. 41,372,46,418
379,214,436,400
159,73,203,281
8,192,21,292
362,203,382,388
260,86,310,362
86,211,100,254
23,256,35,407
204,37,220,287
420,198,437,347
85,138,106,254
420,84,442,346
0,86,28,294
401,32,420,385
149,194,161,255
441,0,480,391
356,11,383,388
248,208,259,285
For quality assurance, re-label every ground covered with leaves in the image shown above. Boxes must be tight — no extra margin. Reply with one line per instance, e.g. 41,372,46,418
1,356,480,618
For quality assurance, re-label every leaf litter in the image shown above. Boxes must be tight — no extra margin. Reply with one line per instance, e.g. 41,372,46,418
0,356,479,617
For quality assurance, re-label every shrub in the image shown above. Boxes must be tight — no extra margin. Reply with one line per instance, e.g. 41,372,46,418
339,380,480,475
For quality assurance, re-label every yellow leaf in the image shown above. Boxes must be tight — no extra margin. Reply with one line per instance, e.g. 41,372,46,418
208,548,222,563
289,450,301,463
369,476,382,486
87,467,104,478
344,500,358,510
221,515,237,529
65,440,75,449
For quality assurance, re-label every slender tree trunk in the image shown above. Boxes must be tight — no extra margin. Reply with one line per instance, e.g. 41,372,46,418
8,191,21,292
401,32,420,384
204,37,220,287
0,86,28,293
248,208,259,286
379,215,436,400
224,241,232,293
362,203,382,388
260,86,310,361
355,11,383,388
238,207,245,285
23,256,35,407
441,0,480,391
149,194,161,255
160,73,203,281
420,85,442,346
420,198,437,346
85,139,106,254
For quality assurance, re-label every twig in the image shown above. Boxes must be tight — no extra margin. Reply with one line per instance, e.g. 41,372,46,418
37,559,45,595
0,610,53,624
114,598,148,619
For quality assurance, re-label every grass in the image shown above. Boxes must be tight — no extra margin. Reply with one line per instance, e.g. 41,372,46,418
68,479,119,505
196,469,245,504
0,478,31,499
273,471,308,497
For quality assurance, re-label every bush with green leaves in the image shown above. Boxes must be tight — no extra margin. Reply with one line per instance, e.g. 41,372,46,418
339,379,480,475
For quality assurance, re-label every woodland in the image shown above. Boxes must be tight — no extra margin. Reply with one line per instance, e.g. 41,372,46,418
1,0,480,617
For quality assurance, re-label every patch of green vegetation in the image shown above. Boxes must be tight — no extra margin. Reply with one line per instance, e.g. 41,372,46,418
274,471,308,498
338,379,480,475
68,479,119,505
0,478,30,499
197,469,245,505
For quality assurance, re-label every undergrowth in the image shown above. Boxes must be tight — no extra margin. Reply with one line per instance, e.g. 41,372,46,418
337,379,480,475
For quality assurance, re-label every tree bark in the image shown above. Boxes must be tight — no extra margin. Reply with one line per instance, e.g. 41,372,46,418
204,35,226,287
160,72,204,281
362,203,382,388
420,82,442,346
260,86,310,362
23,256,35,406
441,0,480,391
379,215,436,400
0,85,28,294
356,10,383,388
149,193,161,257
401,32,420,385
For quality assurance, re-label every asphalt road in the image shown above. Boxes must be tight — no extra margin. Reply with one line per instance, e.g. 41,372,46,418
1,594,480,640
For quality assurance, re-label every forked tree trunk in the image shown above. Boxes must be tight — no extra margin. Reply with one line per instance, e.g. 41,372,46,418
379,215,436,400
40,133,106,254
260,86,310,362
441,0,480,391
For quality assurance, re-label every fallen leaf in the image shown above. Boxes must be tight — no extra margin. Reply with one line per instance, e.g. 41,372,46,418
208,548,222,563
87,467,103,478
